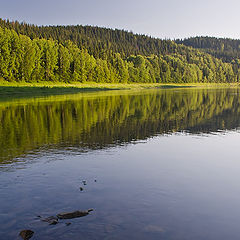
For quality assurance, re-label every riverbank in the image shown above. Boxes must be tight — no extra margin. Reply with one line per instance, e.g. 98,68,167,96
0,81,239,98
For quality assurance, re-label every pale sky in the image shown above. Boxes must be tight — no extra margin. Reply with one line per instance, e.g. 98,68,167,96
0,0,240,39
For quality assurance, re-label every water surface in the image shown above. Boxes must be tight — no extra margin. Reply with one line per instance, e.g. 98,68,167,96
1,88,240,239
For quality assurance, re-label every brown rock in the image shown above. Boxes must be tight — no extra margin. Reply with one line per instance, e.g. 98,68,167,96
42,216,58,225
19,230,34,240
57,209,93,219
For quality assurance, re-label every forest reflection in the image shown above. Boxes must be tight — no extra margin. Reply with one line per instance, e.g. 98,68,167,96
0,88,239,163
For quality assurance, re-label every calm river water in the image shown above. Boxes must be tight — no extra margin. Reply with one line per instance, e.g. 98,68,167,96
1,88,240,240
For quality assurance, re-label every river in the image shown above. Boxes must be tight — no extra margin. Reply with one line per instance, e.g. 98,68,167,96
1,88,240,240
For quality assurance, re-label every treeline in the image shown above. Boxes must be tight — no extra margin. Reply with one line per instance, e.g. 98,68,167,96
2,18,240,63
0,18,182,58
176,36,240,63
1,25,240,83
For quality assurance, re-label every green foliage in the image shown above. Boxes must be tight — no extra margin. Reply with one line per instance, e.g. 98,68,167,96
0,19,240,83
176,36,240,63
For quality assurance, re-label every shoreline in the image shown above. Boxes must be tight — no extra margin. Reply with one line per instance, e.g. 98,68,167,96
0,81,239,99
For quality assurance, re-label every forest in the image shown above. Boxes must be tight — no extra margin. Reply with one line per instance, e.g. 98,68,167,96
1,18,240,83
176,36,240,63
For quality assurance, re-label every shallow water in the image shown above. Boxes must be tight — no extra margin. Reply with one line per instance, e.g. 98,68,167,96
1,88,240,239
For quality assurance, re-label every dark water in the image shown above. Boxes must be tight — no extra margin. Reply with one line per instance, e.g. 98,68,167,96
1,88,240,240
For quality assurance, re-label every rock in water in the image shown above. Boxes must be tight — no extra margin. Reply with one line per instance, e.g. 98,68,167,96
42,216,59,225
19,230,34,240
57,209,93,219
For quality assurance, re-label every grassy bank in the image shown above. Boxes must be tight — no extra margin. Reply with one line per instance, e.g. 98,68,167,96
0,81,239,99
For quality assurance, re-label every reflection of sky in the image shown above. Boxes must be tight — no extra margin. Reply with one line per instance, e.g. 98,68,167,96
1,133,240,239
1,0,240,39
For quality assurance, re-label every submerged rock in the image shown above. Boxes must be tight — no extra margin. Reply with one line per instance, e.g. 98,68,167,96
57,209,93,219
19,230,34,240
42,216,58,225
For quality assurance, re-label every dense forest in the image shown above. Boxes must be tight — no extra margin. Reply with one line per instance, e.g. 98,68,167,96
1,18,240,83
176,36,240,63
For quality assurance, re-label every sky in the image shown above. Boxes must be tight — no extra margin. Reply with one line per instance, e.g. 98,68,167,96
0,0,240,39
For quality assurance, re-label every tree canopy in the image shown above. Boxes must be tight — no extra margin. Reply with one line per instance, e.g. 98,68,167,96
0,18,240,83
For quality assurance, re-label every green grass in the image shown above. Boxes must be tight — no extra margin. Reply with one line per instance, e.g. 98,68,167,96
0,80,239,99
